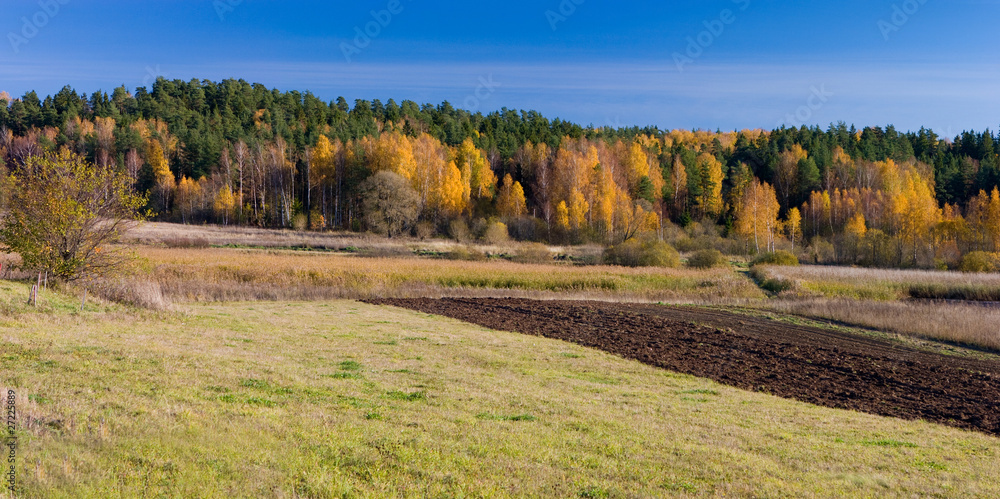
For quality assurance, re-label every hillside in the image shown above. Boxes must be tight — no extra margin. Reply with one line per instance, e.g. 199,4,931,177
1,80,999,269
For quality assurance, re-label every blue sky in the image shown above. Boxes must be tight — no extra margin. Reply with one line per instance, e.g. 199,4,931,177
1,0,997,135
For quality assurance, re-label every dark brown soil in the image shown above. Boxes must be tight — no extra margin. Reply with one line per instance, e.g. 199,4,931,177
366,298,1000,437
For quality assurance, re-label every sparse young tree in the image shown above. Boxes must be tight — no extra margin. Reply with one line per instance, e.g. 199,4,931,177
146,139,174,215
785,207,802,250
0,154,147,281
213,185,236,225
735,177,780,254
360,170,420,237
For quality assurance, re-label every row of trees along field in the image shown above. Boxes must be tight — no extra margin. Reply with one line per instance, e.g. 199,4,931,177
0,79,999,269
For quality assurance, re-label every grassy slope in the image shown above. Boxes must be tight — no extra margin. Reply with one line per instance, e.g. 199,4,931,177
1,287,998,497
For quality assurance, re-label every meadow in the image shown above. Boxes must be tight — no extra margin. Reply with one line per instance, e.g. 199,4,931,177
117,228,1000,353
5,223,1000,497
2,282,999,497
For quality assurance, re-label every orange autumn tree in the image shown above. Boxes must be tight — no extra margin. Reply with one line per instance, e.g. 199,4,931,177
454,137,497,213
548,138,596,233
496,173,527,219
734,177,780,253
411,133,463,219
966,187,1000,251
213,185,236,225
785,207,802,250
368,131,417,181
175,176,204,223
145,138,174,214
669,155,688,215
308,135,337,227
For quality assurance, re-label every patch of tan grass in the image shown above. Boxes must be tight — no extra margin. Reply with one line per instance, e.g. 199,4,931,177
87,278,171,311
763,265,1000,301
128,221,382,249
136,246,766,304
766,298,1000,351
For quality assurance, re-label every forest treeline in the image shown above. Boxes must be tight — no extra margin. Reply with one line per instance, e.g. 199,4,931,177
1,78,999,269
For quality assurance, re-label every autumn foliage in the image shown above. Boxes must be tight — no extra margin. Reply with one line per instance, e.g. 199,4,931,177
0,154,146,281
2,80,1000,269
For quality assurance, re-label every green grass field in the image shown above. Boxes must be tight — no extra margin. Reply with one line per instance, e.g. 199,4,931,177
2,283,999,497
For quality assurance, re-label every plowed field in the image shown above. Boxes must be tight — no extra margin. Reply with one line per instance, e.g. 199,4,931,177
368,298,1000,436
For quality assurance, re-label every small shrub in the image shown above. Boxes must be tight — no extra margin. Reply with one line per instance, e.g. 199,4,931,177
447,246,487,261
604,239,642,267
482,222,509,245
749,267,794,295
687,249,725,269
752,250,800,266
807,237,836,264
471,218,489,239
514,243,552,264
959,251,999,273
292,213,308,232
604,240,680,268
638,241,681,268
570,245,604,266
414,221,435,240
673,237,703,253
309,210,325,231
449,219,471,243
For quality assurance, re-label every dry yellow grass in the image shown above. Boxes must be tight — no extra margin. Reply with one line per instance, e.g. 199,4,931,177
749,265,1000,351
766,298,1000,352
2,290,999,497
134,246,765,305
763,265,1000,301
127,221,600,262
128,221,390,250
116,244,1000,352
